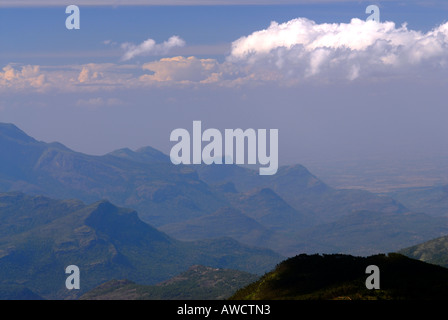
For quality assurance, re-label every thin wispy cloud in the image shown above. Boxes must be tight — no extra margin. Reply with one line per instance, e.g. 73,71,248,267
76,97,125,108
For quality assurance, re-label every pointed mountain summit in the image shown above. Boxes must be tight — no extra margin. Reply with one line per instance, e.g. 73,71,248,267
0,122,38,144
107,146,170,164
0,192,282,300
84,200,171,244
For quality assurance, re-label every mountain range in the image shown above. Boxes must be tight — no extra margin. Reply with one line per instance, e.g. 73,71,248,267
1,122,447,256
1,122,448,299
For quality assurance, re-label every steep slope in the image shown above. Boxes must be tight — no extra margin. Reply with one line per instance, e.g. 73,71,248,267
225,187,314,230
0,284,44,300
387,185,448,217
230,253,448,300
159,206,273,246
0,192,85,237
0,192,282,300
80,265,259,300
399,234,448,268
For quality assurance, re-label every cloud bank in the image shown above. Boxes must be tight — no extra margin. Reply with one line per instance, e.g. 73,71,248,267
3,17,448,92
137,18,448,84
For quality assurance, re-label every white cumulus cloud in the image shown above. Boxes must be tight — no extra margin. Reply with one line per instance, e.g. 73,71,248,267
228,17,448,80
121,36,186,61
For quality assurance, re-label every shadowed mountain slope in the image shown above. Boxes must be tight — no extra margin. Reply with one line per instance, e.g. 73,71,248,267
0,192,282,300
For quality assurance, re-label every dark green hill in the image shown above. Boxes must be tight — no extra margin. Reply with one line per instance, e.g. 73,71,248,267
0,192,282,300
230,253,448,300
80,265,259,300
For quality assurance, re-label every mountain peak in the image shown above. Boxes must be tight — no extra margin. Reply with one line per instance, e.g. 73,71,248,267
278,164,314,177
253,187,277,197
0,123,36,144
107,146,169,164
107,148,134,157
213,181,238,194
84,199,172,244
85,200,136,225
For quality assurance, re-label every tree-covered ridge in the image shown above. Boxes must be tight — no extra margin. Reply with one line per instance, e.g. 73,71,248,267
230,253,448,300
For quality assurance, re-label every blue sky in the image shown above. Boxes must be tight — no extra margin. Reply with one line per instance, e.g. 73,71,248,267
1,2,447,64
1,1,448,175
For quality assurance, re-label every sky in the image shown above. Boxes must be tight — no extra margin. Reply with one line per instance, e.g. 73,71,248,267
1,1,448,175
